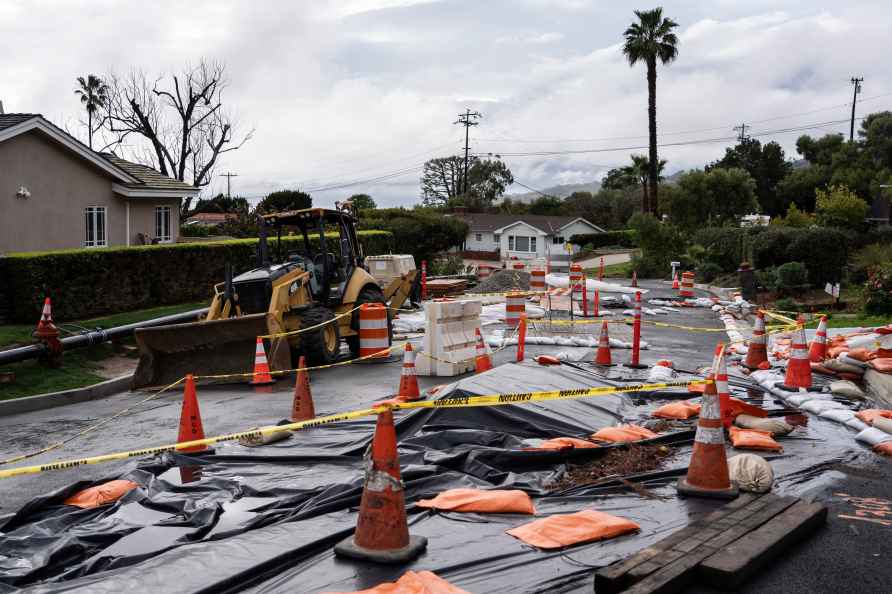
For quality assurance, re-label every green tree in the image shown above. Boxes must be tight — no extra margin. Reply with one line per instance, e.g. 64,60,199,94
349,193,376,211
665,168,758,228
771,203,814,228
190,193,249,215
528,195,565,215
815,184,869,229
256,189,312,214
497,196,530,215
74,74,108,149
622,7,679,215
420,156,513,209
564,188,638,230
775,165,830,213
707,138,792,215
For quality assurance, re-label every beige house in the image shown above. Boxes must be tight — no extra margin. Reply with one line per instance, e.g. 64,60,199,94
0,113,199,254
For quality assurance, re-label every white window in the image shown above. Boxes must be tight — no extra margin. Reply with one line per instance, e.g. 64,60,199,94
155,206,172,242
553,236,564,244
509,235,537,252
475,233,482,242
508,235,514,251
530,236,537,252
84,206,107,247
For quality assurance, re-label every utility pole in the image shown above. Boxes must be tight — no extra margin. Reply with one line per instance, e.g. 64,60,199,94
220,172,239,199
850,77,863,142
454,109,481,195
733,123,750,143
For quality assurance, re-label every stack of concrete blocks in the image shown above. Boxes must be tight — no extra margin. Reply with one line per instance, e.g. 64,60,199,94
416,298,482,376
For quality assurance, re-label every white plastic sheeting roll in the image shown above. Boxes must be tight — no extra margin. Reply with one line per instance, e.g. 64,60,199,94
544,273,646,295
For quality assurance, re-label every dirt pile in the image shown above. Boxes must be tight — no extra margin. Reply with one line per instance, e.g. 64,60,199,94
549,444,672,491
469,269,531,294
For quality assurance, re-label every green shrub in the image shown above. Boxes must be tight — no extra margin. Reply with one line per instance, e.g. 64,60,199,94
696,262,723,283
4,231,392,322
180,224,215,238
774,297,800,312
568,230,636,249
756,267,778,291
776,262,808,295
628,214,686,278
864,262,892,315
852,243,892,283
815,184,869,229
360,209,467,266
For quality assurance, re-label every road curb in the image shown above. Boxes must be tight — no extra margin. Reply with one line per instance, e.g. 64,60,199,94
0,374,133,417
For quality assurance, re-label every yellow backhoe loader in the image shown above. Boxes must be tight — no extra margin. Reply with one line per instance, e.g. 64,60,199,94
132,205,417,388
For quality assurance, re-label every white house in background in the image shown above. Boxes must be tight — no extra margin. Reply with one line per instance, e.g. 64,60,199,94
452,213,605,261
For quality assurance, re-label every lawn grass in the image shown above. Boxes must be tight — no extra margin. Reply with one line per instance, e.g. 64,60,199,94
0,301,207,349
823,313,892,329
0,301,206,400
583,260,634,279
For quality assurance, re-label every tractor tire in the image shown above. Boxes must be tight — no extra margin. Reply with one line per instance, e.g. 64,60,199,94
346,285,392,358
299,306,341,365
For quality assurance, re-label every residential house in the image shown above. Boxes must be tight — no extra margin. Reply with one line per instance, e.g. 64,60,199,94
453,213,604,266
0,113,199,254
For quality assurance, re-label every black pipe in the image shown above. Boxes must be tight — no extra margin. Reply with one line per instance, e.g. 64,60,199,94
0,308,209,366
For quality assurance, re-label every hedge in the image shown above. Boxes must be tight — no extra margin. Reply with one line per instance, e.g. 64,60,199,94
569,230,636,249
3,231,393,323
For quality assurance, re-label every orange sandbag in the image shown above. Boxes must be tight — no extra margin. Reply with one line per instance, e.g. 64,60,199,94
416,488,535,514
827,345,849,359
855,409,892,424
810,362,837,376
591,424,658,443
876,325,892,335
506,509,639,550
868,358,892,373
653,401,701,420
729,427,783,452
874,348,892,359
63,480,139,509
874,442,892,456
687,382,706,394
727,397,768,419
529,437,599,451
321,570,471,594
847,348,874,362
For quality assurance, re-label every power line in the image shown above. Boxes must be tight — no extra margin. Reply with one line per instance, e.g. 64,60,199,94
733,123,750,143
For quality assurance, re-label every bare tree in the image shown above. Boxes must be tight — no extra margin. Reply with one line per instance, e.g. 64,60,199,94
100,59,253,214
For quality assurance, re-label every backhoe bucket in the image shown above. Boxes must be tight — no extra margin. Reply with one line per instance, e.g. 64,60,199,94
132,313,291,389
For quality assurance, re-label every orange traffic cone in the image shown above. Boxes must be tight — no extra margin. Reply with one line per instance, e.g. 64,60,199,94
397,343,421,401
33,297,60,339
672,272,680,290
676,367,738,500
743,311,769,370
780,319,812,391
177,374,207,453
808,316,828,363
594,321,613,366
334,408,428,563
631,271,638,288
249,337,276,389
290,356,315,422
475,328,493,373
714,344,733,429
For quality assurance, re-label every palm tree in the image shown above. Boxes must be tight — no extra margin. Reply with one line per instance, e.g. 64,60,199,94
622,154,666,212
74,75,108,149
623,8,679,215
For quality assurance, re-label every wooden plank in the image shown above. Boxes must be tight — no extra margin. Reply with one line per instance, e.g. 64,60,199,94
698,501,828,590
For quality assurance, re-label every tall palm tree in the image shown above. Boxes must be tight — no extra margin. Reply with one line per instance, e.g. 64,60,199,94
623,8,679,215
622,154,666,212
74,75,108,149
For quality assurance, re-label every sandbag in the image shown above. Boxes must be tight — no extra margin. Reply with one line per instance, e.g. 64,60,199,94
784,394,812,407
872,416,892,436
733,414,794,436
647,365,677,383
801,400,847,415
729,427,783,452
728,454,774,493
846,348,874,362
868,358,892,373
810,363,837,376
652,400,700,420
829,380,866,400
727,397,768,419
846,417,870,432
63,480,140,509
855,427,892,447
824,358,865,375
875,442,892,456
505,509,639,550
321,571,472,594
591,424,658,443
840,353,870,369
818,408,856,424
527,437,599,451
855,409,892,424
416,489,535,514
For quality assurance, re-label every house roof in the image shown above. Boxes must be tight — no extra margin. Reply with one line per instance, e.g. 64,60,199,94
0,113,40,132
102,153,198,194
453,212,604,234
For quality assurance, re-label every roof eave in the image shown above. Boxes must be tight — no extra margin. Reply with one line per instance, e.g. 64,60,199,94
112,183,199,198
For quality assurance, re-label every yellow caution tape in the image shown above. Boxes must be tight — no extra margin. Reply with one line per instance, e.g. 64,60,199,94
258,304,363,339
0,378,711,479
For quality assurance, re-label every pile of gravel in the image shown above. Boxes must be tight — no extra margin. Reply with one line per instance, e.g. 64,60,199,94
469,269,531,294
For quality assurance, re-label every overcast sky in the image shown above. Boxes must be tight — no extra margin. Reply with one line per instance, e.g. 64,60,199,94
2,0,890,207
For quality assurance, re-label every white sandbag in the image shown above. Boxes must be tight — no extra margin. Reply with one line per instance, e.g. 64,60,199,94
855,427,892,446
829,380,866,400
846,417,870,432
839,353,870,369
784,394,813,407
622,294,632,304
555,336,575,347
819,409,856,424
750,370,778,385
873,416,892,435
571,336,594,347
823,358,864,375
647,365,677,383
622,309,635,316
801,400,847,415
648,299,673,306
733,414,794,436
728,454,774,493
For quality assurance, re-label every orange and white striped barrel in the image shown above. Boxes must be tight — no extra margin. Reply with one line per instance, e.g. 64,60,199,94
569,263,583,301
477,265,493,280
512,261,525,271
505,292,527,326
358,303,390,358
530,269,546,292
680,271,695,297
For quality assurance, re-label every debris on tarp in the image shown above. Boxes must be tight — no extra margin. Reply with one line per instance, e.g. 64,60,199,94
548,445,671,491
